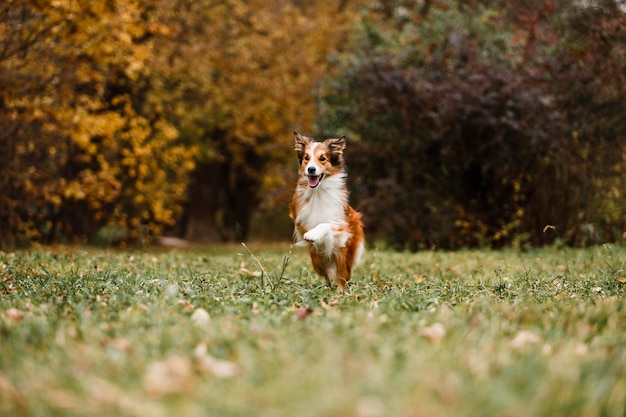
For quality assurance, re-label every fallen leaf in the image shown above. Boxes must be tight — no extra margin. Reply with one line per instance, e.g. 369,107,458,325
143,355,193,396
194,343,242,378
178,299,194,311
102,338,132,352
418,323,446,343
5,308,24,323
450,265,462,274
89,377,157,416
575,343,589,356
190,307,210,326
296,306,312,320
238,267,261,277
329,296,341,306
511,330,541,349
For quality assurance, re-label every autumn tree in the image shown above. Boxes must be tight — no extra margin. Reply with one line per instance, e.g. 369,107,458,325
143,0,362,242
0,0,193,247
0,0,365,247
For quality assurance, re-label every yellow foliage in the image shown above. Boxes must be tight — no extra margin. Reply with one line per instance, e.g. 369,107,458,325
0,0,196,245
0,0,366,246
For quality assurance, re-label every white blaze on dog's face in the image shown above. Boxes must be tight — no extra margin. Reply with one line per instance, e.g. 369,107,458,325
294,132,346,189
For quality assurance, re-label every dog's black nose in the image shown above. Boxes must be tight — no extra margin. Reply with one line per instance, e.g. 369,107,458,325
307,167,316,175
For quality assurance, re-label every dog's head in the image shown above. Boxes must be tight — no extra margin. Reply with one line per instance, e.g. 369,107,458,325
294,131,346,189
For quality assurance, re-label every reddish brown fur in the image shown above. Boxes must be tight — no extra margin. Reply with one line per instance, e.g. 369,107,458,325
289,132,364,291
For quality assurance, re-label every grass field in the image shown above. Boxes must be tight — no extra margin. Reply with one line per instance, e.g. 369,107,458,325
1,243,625,417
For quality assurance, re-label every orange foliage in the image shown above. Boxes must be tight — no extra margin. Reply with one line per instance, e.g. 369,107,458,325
145,0,359,173
142,0,363,240
0,0,364,246
0,0,193,245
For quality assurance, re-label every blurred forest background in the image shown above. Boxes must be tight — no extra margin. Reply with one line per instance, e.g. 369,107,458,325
1,0,625,250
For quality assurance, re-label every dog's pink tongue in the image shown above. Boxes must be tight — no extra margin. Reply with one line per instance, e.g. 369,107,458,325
308,175,320,188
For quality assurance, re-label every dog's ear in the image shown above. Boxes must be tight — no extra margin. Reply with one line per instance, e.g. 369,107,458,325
294,131,310,164
325,136,346,166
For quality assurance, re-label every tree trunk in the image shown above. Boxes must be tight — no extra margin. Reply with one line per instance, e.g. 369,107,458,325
184,135,265,242
184,163,225,242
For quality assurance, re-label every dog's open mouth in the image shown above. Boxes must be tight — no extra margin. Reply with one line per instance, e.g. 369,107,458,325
308,174,323,188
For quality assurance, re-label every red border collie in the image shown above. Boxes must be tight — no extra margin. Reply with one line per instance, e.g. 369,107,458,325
289,132,365,291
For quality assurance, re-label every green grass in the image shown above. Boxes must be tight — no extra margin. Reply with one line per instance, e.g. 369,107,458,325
1,243,625,417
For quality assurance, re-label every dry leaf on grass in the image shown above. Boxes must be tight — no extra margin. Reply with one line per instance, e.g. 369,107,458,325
418,323,446,343
450,265,463,274
238,267,261,278
143,355,193,396
511,330,541,349
89,377,159,416
190,307,211,327
296,306,313,320
194,343,242,378
102,338,132,352
5,308,24,323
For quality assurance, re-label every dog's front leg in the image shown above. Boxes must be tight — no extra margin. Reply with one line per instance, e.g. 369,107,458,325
304,223,350,259
303,223,334,258
303,223,332,243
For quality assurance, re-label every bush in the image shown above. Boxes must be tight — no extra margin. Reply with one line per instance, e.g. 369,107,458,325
317,0,626,249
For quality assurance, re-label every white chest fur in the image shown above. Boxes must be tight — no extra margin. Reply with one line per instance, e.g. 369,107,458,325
296,174,347,229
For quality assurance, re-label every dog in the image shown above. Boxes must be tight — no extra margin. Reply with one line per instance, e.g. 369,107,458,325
289,131,364,291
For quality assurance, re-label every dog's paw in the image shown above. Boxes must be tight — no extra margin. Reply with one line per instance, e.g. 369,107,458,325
303,229,320,243
303,223,331,243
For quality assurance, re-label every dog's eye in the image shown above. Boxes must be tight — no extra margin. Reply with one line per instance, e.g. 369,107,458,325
319,156,326,162
304,155,310,161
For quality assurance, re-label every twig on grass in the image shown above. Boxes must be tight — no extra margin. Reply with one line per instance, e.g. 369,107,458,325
241,242,270,289
241,242,293,292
